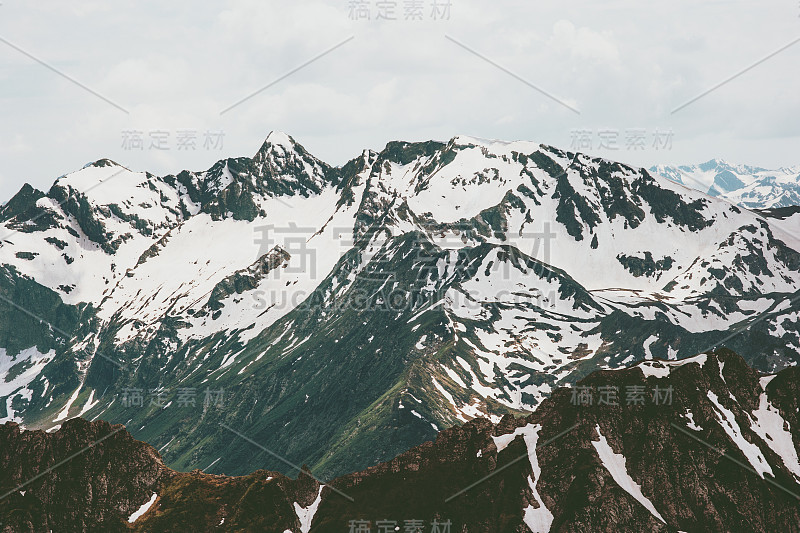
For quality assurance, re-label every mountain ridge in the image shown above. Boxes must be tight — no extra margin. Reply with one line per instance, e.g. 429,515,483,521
1,132,799,481
1,349,798,532
651,159,800,209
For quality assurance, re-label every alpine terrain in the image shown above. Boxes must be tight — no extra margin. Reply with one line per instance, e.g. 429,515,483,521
1,349,798,531
1,132,799,483
651,159,800,209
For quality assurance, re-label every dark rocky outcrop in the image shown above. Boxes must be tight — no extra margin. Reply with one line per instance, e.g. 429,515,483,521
1,349,798,532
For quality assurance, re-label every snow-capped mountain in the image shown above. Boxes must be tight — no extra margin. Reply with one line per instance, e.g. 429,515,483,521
1,133,799,479
651,159,800,209
2,349,798,531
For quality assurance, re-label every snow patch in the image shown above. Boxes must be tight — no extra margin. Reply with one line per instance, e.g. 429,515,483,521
683,410,703,431
749,385,800,479
592,425,665,524
707,391,773,478
642,335,658,359
294,485,323,533
53,386,82,422
77,390,99,418
128,493,157,523
635,353,708,379
489,423,554,532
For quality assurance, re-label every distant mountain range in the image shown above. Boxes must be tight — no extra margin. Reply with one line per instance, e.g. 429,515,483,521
1,133,799,483
1,349,798,531
651,159,800,209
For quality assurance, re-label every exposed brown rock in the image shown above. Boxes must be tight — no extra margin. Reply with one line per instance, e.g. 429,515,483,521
1,349,798,532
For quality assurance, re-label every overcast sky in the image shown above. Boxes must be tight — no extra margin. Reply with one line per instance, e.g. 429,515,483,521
1,0,799,201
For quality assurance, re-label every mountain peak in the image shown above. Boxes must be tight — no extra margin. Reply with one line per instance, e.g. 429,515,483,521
260,130,297,151
698,158,726,171
84,158,123,169
253,130,301,161
451,133,503,145
264,130,294,146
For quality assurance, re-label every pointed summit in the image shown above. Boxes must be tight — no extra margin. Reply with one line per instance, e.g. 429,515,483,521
0,182,46,223
254,130,296,159
697,159,724,172
264,130,294,146
249,131,332,196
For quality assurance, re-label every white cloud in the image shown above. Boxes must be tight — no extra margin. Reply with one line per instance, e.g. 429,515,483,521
0,0,798,201
548,20,621,67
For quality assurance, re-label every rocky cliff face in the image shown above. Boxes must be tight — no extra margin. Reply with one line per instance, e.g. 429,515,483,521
1,349,798,532
2,132,800,482
0,419,167,532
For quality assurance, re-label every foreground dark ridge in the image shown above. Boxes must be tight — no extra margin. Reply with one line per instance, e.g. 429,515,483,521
1,348,799,532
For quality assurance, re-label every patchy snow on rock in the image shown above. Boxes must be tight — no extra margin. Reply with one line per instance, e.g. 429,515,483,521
415,335,427,349
748,385,800,480
128,493,157,523
683,409,703,431
592,425,665,524
518,424,554,533
294,485,323,533
635,353,709,379
409,409,437,431
642,335,658,359
1,395,21,424
487,423,555,531
52,386,82,422
442,365,467,388
759,375,777,388
638,362,671,379
492,426,525,454
0,348,56,398
707,391,773,478
77,389,99,418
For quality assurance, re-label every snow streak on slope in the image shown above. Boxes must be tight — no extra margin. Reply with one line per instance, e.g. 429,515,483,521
592,425,665,524
749,377,800,480
707,391,774,478
518,424,553,533
128,493,157,523
52,386,81,423
491,422,553,532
